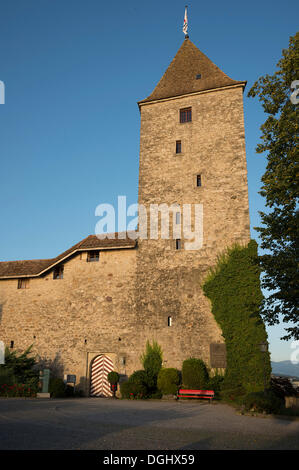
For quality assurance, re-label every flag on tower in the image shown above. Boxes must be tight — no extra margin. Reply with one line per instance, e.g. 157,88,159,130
183,6,188,36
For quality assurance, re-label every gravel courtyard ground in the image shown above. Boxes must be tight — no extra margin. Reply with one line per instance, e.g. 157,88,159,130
0,398,298,450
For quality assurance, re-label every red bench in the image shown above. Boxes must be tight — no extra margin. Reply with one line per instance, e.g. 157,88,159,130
177,389,214,403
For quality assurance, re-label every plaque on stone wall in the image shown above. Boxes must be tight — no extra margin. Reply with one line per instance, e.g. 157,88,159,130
210,343,227,368
66,374,76,384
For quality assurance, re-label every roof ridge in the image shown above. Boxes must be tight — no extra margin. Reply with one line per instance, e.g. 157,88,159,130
0,233,137,278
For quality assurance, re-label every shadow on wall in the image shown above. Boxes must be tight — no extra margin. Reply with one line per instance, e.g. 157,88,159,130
0,300,5,324
34,352,65,378
78,376,89,396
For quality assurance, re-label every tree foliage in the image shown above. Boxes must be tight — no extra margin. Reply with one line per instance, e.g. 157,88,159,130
248,32,299,339
2,345,37,383
203,241,271,393
140,340,163,390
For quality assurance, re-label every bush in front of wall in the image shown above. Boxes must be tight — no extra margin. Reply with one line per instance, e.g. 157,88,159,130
128,370,148,387
207,374,224,396
182,358,209,389
107,371,120,385
157,368,181,395
49,377,66,398
140,341,163,391
120,380,147,399
0,368,16,387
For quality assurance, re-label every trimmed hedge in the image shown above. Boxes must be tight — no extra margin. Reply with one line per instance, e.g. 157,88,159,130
107,371,119,385
157,368,180,395
49,377,66,398
120,381,147,399
203,240,271,395
182,358,209,389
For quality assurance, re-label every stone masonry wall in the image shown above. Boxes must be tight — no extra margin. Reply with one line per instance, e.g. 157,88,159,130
0,248,138,394
136,86,251,369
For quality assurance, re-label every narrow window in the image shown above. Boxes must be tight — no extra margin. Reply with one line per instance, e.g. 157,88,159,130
87,250,100,262
180,107,192,123
168,316,172,327
53,265,64,280
17,279,29,289
10,341,14,349
197,174,202,187
175,212,180,224
176,140,182,154
176,239,181,250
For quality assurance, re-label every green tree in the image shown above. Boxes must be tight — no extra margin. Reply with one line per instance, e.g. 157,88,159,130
2,345,37,383
140,340,163,390
248,32,299,340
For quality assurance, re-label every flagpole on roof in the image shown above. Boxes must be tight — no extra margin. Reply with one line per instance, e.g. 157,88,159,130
183,5,189,39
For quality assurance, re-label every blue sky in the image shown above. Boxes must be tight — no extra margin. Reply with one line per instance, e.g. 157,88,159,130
0,0,297,361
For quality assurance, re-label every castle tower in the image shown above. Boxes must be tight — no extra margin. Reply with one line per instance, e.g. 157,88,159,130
136,37,251,369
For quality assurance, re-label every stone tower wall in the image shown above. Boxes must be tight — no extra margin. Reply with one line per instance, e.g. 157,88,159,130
136,85,250,368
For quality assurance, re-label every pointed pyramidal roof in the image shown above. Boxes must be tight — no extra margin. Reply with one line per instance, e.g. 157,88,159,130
138,38,246,105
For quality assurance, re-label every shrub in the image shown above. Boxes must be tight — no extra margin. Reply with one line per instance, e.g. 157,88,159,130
120,381,147,399
107,371,120,385
148,390,163,399
65,385,75,397
207,374,224,395
0,368,16,387
182,358,209,389
242,390,284,414
157,368,180,395
0,383,35,397
140,341,163,390
270,376,298,398
220,385,246,403
128,370,148,386
49,377,66,398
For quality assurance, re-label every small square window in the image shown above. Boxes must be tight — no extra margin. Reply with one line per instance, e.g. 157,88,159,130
197,175,202,187
87,250,100,262
196,74,202,79
180,107,192,123
53,265,64,280
175,239,181,250
176,140,182,154
17,279,29,289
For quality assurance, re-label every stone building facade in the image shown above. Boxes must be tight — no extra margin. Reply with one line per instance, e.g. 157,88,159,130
0,38,250,396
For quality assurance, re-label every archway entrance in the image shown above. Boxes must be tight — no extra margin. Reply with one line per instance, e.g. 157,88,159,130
90,354,114,397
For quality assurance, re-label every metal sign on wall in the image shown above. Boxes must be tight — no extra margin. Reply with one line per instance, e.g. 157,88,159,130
210,343,227,368
67,375,76,384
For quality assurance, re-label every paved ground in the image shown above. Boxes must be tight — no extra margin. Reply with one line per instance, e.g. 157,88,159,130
0,398,298,450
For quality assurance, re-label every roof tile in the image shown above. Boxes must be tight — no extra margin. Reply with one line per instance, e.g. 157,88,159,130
139,38,246,105
0,233,136,278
